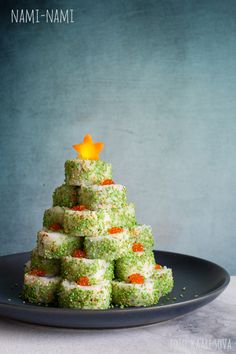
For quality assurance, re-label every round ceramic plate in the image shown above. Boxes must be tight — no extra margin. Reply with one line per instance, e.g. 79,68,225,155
0,251,230,329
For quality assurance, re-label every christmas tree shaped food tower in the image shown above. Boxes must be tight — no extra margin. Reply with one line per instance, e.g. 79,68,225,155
23,134,173,308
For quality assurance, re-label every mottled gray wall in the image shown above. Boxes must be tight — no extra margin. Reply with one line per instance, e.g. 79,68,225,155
0,0,236,273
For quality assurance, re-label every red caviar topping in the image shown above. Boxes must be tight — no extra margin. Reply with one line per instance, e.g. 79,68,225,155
128,273,144,284
108,227,124,234
70,205,87,211
155,264,162,270
101,179,115,185
72,249,87,258
76,276,90,286
29,269,46,277
49,223,62,231
132,243,144,252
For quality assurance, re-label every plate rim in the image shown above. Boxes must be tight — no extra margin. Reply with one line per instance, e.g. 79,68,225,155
0,249,230,314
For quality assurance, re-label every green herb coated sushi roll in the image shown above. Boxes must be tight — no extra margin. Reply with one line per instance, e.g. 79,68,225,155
25,248,61,275
43,206,65,229
109,203,137,229
23,272,61,305
53,184,79,208
129,225,154,250
61,254,114,284
58,279,111,309
84,228,131,261
80,183,127,210
112,278,159,307
63,207,111,236
37,229,82,259
65,159,112,186
115,250,155,282
152,265,174,297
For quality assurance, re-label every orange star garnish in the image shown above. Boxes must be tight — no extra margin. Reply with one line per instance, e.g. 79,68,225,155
73,134,104,160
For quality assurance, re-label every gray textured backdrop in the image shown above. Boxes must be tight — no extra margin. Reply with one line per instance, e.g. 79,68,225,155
0,0,236,273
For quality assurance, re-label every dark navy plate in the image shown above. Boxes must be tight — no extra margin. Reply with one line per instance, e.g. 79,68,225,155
0,251,230,328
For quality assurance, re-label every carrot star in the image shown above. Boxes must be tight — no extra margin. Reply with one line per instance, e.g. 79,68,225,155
73,134,104,160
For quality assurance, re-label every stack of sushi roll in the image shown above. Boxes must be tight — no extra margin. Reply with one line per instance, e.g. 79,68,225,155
113,242,159,307
23,248,62,305
23,134,173,308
